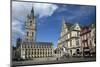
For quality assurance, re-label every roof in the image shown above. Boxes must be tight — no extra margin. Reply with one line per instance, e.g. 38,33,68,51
65,22,73,30
65,22,80,31
27,7,35,19
80,26,91,35
81,26,91,31
22,41,53,46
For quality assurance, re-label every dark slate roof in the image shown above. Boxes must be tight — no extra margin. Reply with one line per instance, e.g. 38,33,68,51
65,22,73,30
80,26,91,35
65,22,81,31
22,41,53,46
65,22,74,30
81,26,90,30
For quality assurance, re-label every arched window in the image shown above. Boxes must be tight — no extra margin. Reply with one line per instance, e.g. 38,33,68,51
32,32,34,36
27,31,29,36
30,20,32,26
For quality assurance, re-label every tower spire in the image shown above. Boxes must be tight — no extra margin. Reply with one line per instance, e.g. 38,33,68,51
30,4,35,18
62,16,65,24
61,16,66,31
25,4,36,42
31,5,34,13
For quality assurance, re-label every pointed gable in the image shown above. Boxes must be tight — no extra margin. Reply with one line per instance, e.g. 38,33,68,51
73,23,81,31
66,23,81,31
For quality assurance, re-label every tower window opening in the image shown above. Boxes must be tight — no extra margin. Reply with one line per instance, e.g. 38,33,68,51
30,21,32,26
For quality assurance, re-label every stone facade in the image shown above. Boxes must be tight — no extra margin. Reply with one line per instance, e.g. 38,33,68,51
17,42,53,59
80,27,91,56
80,23,96,56
25,7,36,42
58,18,81,56
15,7,54,60
90,24,96,55
54,48,63,58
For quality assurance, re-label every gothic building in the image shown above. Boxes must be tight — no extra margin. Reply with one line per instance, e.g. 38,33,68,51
25,7,36,42
15,7,54,60
57,18,81,56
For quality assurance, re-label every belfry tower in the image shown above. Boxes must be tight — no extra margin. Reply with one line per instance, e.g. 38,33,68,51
25,6,36,42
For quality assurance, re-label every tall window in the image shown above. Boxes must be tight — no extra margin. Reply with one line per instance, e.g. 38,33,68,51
32,32,34,36
30,20,32,26
27,31,29,36
76,40,79,46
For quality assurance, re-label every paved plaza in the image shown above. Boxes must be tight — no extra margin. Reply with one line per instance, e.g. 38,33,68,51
12,57,96,66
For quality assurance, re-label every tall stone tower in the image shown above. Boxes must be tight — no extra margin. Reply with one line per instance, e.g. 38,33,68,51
25,6,36,42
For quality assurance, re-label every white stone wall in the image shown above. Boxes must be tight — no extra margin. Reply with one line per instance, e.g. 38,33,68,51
58,23,81,56
20,44,54,59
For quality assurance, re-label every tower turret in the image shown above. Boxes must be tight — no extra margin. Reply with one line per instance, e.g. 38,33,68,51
25,6,36,42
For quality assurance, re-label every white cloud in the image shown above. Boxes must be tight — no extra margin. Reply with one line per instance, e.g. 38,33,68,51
33,3,58,18
12,1,58,35
12,19,25,36
12,1,58,46
12,2,58,19
12,19,25,46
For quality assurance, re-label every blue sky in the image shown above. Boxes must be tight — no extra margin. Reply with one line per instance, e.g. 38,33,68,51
12,1,96,48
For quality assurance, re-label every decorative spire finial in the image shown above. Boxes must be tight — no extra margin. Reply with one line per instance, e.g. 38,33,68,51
31,6,34,13
62,16,65,24
30,3,34,18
